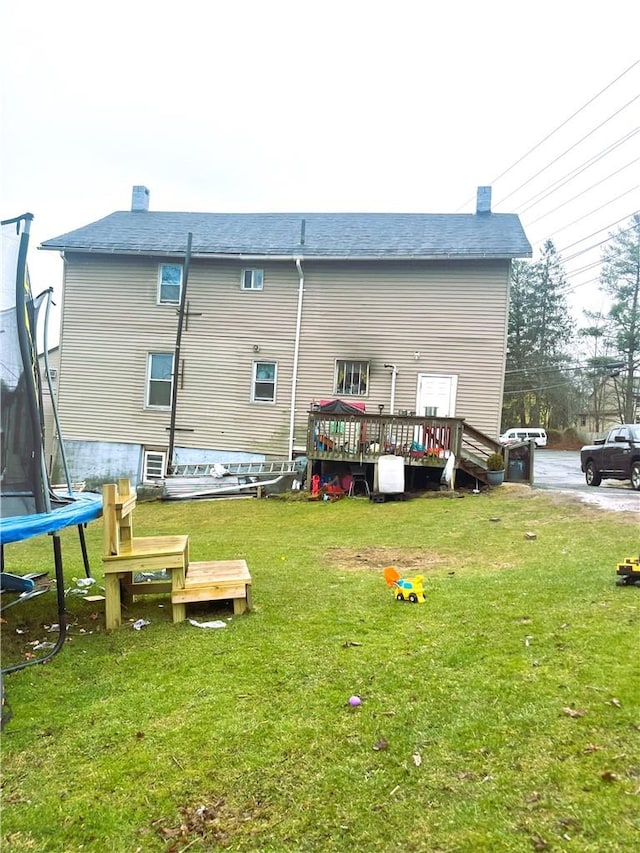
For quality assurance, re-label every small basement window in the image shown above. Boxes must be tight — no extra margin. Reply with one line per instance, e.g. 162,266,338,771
143,450,167,481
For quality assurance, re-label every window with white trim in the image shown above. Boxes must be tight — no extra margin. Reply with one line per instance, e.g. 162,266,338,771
335,360,369,396
146,352,174,408
143,450,167,481
252,361,277,403
158,264,183,304
241,269,264,291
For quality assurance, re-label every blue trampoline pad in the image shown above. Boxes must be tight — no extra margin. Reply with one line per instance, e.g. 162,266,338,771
0,493,102,545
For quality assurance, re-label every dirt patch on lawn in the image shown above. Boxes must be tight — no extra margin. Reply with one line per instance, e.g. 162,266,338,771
326,546,446,572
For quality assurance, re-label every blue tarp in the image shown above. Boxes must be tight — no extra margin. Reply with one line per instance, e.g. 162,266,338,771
0,492,102,545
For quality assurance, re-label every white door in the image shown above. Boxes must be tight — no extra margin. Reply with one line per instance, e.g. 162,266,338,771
416,374,458,418
414,374,458,456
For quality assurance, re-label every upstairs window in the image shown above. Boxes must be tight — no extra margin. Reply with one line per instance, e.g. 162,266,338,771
146,352,174,408
335,360,369,396
242,269,264,291
252,361,276,403
158,264,183,304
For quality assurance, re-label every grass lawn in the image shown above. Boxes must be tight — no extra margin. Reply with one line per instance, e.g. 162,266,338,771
1,485,638,852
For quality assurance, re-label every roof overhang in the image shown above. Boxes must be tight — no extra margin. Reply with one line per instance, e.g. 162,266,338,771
40,246,532,261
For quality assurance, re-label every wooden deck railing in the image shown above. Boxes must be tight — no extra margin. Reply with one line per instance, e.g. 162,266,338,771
306,412,518,483
306,412,465,467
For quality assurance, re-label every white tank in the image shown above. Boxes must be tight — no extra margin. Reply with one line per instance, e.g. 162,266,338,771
377,455,405,494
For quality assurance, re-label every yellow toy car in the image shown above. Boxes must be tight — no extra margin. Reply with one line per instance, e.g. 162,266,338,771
616,556,640,586
383,566,426,603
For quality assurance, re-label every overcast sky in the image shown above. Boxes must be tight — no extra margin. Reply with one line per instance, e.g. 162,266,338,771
2,0,639,343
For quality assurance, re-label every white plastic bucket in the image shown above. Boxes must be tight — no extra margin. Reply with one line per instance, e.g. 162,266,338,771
377,455,405,494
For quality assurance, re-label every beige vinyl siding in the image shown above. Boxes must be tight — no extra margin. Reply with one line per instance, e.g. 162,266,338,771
58,255,300,451
58,254,510,455
38,348,60,472
293,260,510,443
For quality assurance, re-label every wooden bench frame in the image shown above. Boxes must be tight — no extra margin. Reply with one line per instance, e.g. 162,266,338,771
102,479,189,629
101,479,252,628
172,559,252,615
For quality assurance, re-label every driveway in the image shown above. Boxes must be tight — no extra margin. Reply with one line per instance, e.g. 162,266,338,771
533,450,640,514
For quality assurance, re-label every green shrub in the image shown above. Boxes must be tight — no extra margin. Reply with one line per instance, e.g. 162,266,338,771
486,450,505,470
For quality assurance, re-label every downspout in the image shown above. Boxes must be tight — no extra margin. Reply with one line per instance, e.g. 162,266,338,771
383,363,398,415
288,258,305,460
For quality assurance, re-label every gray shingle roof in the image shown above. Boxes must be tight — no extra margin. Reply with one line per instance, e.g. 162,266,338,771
40,210,531,259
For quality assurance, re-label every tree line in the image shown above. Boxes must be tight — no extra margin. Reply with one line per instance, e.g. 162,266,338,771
502,213,640,433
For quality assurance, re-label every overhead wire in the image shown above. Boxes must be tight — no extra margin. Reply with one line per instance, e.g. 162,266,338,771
523,157,640,225
515,128,640,214
504,380,591,394
495,93,640,207
563,276,601,294
453,60,640,328
557,215,639,255
505,361,604,376
454,58,640,212
525,188,640,240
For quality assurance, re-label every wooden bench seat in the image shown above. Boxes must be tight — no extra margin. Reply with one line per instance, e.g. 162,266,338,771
102,535,190,573
171,559,252,619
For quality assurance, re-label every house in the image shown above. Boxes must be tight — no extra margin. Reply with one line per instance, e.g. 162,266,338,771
40,186,531,487
577,374,640,439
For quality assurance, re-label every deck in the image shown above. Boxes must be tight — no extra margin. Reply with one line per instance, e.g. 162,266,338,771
306,412,533,487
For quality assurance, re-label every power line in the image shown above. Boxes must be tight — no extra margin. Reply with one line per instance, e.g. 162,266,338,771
563,262,603,281
505,361,598,376
454,58,640,212
515,127,640,214
495,93,640,207
515,222,637,273
557,214,638,255
523,157,640,226
525,186,640,238
504,380,585,394
563,276,601,294
567,261,603,276
558,224,638,265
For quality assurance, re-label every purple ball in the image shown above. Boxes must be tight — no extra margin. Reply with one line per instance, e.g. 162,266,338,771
349,695,362,707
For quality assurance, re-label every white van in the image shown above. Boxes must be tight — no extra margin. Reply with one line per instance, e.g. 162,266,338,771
500,427,547,447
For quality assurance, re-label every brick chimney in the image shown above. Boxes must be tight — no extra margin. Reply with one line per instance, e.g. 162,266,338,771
131,185,150,212
476,186,492,214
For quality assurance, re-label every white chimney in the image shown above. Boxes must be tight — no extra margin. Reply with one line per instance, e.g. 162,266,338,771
476,186,491,214
131,185,150,212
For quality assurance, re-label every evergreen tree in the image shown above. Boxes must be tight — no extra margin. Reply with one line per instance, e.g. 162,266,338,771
503,241,574,429
598,213,640,422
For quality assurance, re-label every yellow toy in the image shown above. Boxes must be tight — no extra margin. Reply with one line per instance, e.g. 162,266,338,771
616,555,640,586
383,566,426,603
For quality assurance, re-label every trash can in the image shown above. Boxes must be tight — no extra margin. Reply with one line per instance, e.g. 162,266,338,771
508,458,526,480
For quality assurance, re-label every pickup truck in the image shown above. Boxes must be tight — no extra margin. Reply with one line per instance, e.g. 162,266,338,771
580,424,640,491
